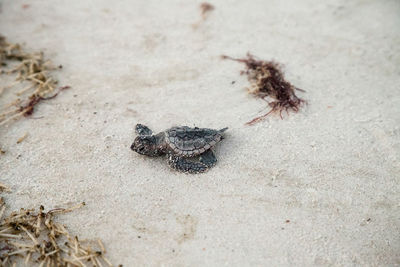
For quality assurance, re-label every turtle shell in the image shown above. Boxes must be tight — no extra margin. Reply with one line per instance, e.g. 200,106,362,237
165,126,224,157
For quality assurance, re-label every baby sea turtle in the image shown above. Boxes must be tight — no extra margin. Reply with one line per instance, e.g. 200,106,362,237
131,124,228,174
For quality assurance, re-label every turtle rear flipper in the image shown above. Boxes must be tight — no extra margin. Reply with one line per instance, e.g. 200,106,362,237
199,149,217,167
168,150,216,174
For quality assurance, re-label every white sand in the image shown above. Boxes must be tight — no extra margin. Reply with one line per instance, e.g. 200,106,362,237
1,0,399,265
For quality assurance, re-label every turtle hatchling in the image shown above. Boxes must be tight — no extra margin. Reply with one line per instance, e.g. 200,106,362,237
131,124,228,173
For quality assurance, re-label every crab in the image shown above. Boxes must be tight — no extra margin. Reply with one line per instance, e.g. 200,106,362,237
131,124,228,173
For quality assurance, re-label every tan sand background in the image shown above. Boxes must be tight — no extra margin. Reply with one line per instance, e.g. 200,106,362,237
1,0,399,265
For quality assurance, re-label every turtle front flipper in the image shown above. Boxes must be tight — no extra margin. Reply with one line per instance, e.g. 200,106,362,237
135,124,153,136
168,150,217,174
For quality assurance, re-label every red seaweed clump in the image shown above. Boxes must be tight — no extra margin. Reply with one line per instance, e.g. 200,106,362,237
222,53,306,125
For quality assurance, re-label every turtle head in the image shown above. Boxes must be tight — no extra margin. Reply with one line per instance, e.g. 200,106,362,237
131,135,161,156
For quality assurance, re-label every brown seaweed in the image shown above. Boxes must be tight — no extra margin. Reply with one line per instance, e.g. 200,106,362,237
222,53,306,125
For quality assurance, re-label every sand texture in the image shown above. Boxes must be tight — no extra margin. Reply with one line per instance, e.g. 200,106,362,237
1,0,399,266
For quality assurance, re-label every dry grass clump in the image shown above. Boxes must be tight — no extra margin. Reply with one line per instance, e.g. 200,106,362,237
0,185,114,267
222,53,306,125
0,35,69,126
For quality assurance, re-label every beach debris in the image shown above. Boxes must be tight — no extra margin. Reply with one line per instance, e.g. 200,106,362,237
0,203,114,266
200,2,214,19
0,185,115,266
0,34,68,126
222,53,306,125
192,2,215,29
16,132,28,144
0,183,11,192
131,124,228,174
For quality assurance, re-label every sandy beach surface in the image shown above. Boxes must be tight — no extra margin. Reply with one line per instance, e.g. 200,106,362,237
1,0,399,265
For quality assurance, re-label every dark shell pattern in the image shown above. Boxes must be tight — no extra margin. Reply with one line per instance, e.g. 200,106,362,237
165,126,223,157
